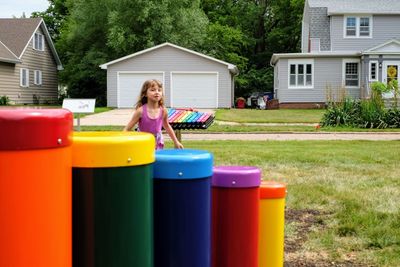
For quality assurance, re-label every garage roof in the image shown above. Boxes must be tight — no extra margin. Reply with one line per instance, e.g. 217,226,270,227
99,42,239,74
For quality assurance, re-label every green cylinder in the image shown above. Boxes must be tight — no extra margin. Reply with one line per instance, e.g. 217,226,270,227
72,132,155,267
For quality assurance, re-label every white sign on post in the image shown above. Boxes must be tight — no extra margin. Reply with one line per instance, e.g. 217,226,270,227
62,98,96,131
62,98,96,113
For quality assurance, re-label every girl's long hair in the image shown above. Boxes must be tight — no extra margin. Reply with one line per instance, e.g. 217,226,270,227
134,79,164,109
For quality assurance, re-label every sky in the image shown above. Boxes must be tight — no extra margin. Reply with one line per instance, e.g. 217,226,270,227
0,0,50,18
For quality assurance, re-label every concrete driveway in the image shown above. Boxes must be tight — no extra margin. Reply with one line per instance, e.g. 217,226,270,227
75,108,134,126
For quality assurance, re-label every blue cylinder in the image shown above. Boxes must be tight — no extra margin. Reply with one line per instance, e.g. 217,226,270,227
153,149,213,267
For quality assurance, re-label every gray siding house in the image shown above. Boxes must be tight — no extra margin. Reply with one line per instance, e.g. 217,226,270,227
271,0,400,108
0,18,62,104
100,42,238,108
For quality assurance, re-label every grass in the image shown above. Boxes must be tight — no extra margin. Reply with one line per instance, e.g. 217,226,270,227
164,140,400,266
215,109,325,123
76,107,400,132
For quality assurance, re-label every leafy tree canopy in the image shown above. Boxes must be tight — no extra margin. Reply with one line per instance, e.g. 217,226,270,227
31,0,305,105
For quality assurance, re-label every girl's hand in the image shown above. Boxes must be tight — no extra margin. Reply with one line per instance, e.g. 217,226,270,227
174,141,184,149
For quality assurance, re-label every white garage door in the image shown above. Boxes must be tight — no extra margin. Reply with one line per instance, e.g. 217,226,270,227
118,72,164,108
171,73,218,108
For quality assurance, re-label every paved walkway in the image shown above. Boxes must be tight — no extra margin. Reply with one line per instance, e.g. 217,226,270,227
171,132,400,141
76,109,400,140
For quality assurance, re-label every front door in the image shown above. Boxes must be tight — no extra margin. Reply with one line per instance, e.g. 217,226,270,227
382,62,400,98
383,63,399,84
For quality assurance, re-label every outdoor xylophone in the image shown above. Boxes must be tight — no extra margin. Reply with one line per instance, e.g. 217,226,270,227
167,108,215,130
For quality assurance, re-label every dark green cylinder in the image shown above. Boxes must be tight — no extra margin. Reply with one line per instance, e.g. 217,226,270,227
72,132,155,267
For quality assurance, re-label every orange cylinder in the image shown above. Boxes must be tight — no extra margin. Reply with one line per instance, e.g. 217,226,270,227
0,108,72,267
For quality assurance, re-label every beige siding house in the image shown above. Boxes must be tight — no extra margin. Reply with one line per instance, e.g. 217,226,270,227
0,18,62,104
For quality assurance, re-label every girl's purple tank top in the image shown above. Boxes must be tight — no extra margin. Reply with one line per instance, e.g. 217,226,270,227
138,104,164,149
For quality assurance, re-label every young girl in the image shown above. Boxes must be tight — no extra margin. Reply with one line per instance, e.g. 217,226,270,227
123,79,183,150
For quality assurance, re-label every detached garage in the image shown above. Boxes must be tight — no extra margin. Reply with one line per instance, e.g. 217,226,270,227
100,42,238,108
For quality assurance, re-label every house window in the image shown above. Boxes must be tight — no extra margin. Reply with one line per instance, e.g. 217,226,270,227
20,68,29,87
344,16,372,38
343,59,359,87
369,61,378,81
359,18,370,36
346,17,356,36
288,59,314,88
34,33,44,51
34,70,42,85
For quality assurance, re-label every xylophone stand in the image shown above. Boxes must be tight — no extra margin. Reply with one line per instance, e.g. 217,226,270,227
174,129,182,142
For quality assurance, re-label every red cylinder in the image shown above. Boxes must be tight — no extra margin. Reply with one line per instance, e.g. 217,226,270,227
211,166,261,267
0,108,73,267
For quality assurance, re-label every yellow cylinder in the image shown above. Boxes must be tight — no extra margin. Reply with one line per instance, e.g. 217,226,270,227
259,181,287,267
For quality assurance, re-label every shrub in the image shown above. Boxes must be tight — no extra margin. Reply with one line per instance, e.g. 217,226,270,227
0,95,10,105
321,97,360,127
385,109,400,128
359,100,387,128
322,82,400,128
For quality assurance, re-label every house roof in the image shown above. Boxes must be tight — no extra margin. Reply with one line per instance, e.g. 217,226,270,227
307,0,400,15
271,39,400,64
363,39,400,54
0,40,21,64
99,42,239,74
270,51,361,66
0,18,62,69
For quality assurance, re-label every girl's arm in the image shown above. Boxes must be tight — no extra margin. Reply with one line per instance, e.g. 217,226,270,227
123,107,142,131
162,107,183,149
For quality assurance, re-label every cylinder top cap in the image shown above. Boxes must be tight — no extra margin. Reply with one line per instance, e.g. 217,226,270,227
0,108,73,150
72,131,155,167
154,149,213,179
260,181,287,199
212,166,261,188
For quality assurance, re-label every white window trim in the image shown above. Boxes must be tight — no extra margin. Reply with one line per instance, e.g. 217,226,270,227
342,59,360,88
33,32,44,51
20,68,29,87
343,15,373,38
369,61,378,82
288,59,314,89
34,70,42,85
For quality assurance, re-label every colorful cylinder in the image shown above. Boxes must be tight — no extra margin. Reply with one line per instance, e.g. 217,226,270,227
153,149,213,267
0,108,73,267
259,181,287,267
212,166,261,267
72,131,155,267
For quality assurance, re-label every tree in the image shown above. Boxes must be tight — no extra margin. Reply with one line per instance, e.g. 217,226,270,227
201,0,304,97
57,0,209,106
31,0,69,41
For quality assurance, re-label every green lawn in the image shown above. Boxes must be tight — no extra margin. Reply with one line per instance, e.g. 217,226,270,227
165,140,400,266
215,109,325,123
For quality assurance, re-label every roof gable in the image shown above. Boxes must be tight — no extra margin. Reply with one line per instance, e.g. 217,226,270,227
0,40,20,63
0,18,42,57
0,18,62,69
100,42,238,74
364,39,400,54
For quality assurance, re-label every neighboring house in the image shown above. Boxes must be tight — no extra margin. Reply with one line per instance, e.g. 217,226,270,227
100,42,238,109
0,18,62,104
271,0,400,108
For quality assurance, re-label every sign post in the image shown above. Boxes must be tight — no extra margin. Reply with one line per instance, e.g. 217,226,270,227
62,99,96,131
